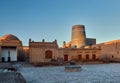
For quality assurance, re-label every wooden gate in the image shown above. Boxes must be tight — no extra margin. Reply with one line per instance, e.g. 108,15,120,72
64,55,68,61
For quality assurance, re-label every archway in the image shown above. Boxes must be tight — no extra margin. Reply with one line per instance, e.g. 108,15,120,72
64,55,68,61
45,50,52,59
86,54,89,60
92,54,96,60
1,46,17,62
78,54,82,60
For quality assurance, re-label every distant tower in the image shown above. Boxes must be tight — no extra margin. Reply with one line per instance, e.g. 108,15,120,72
71,25,86,48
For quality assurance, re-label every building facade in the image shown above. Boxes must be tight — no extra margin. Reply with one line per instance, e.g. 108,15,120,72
92,40,120,61
29,39,101,64
86,38,96,46
58,47,101,62
0,34,24,62
0,24,120,64
29,39,58,63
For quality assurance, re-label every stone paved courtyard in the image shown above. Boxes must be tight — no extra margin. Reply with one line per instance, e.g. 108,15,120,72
19,63,120,83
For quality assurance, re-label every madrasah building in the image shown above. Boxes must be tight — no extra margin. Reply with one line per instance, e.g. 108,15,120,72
0,25,120,64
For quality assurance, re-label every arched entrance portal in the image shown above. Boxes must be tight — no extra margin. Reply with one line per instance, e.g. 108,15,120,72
45,50,52,59
1,47,17,62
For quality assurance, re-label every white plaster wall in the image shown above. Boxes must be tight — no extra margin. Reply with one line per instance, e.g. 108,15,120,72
10,48,17,61
1,48,8,61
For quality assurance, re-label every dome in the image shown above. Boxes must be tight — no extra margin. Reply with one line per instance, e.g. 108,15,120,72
0,34,20,41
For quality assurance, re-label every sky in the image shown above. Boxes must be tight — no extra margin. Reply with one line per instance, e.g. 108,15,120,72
0,0,120,47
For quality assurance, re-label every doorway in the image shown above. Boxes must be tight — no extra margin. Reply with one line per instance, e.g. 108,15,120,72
78,54,82,60
86,54,89,60
64,55,68,61
92,54,96,60
45,50,52,59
